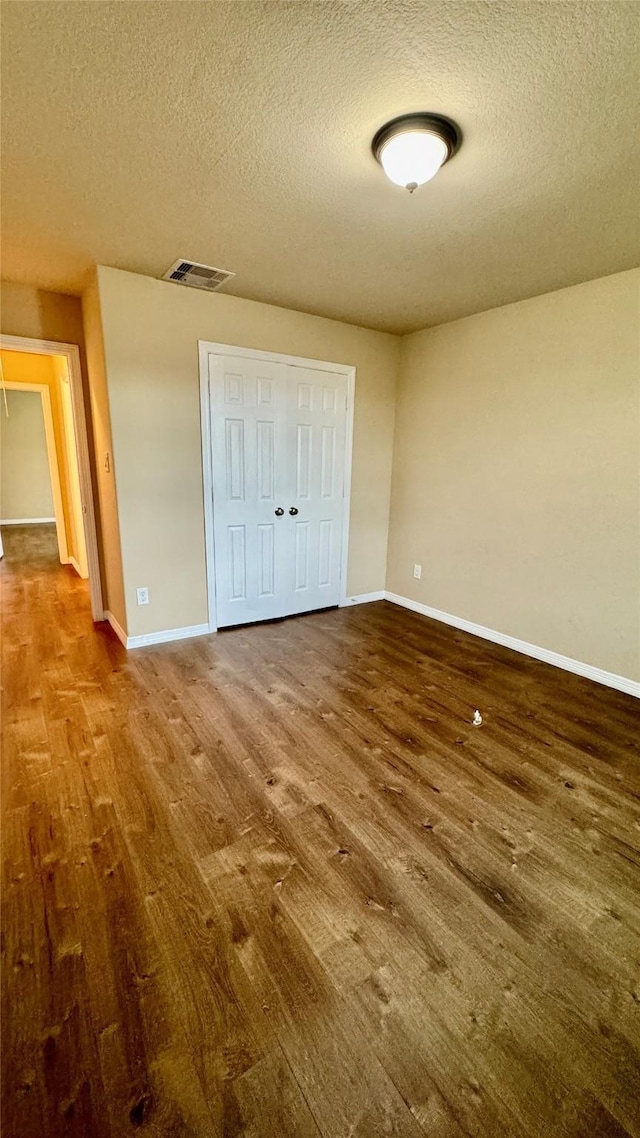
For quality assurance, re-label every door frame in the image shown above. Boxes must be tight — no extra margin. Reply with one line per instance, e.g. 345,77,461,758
0,334,104,621
198,341,356,633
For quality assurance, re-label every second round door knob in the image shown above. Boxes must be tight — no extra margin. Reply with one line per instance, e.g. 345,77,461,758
289,507,299,516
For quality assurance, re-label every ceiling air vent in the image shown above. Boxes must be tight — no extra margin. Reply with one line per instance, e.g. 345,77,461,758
162,259,235,292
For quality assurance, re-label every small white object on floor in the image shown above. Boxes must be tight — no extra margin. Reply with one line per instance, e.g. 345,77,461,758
472,710,483,726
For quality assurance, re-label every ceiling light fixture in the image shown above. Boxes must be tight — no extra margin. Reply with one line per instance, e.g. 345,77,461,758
372,112,461,193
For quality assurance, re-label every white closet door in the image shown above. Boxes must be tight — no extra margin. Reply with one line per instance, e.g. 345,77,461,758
208,351,348,628
286,365,347,615
209,354,289,627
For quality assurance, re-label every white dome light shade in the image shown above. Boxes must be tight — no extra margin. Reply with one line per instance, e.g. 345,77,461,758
372,113,460,193
378,129,448,189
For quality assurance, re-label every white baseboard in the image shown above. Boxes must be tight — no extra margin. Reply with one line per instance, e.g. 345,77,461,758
105,611,210,649
127,623,210,649
105,611,128,647
103,591,638,697
0,517,56,525
340,591,386,606
384,592,640,699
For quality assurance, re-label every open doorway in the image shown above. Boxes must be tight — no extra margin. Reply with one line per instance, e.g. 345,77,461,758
1,386,58,527
0,335,103,620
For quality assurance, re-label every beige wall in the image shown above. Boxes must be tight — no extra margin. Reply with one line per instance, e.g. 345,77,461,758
0,389,54,520
387,269,640,681
93,266,399,638
0,281,86,347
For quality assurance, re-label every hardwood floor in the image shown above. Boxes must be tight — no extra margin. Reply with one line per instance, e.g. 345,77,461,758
2,524,639,1138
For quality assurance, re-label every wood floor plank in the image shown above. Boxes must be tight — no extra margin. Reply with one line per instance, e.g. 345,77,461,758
2,524,639,1138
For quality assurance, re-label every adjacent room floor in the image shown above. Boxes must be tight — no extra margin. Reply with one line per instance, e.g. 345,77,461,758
2,525,639,1138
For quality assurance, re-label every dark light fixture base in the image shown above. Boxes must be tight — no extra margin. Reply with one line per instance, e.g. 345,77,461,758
371,112,461,168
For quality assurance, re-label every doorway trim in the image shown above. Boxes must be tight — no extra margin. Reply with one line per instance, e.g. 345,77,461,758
0,334,104,621
198,341,356,633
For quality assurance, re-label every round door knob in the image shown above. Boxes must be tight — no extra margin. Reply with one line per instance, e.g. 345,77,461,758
274,507,284,516
289,507,299,516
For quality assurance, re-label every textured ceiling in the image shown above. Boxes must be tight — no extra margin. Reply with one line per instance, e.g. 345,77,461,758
1,1,639,334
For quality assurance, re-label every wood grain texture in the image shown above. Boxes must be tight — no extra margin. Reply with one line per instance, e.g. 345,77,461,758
2,524,639,1138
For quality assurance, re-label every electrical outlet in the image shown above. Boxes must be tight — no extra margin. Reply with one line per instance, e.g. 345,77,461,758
136,587,150,605
413,564,422,580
